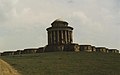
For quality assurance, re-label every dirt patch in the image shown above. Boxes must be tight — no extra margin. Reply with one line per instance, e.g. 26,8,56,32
0,59,21,75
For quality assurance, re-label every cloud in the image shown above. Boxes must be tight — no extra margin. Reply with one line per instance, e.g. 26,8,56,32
0,0,18,21
65,0,120,50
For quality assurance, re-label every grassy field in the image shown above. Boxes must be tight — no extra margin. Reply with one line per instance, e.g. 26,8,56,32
0,52,120,75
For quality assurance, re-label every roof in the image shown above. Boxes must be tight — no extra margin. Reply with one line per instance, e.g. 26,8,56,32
3,51,15,53
55,19,67,22
96,47,106,49
80,45,92,46
109,49,118,50
51,19,68,27
24,48,38,50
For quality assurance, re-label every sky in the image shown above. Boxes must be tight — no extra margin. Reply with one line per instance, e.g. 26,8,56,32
0,0,120,52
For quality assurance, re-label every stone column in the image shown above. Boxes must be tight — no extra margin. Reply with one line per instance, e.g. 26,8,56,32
53,31,56,44
51,31,54,44
70,31,73,43
50,31,52,44
61,31,64,44
65,30,67,44
49,31,52,45
48,31,50,44
57,30,59,44
68,31,70,43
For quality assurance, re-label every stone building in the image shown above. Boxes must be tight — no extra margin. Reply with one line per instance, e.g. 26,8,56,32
36,47,44,53
22,48,38,54
92,46,96,52
1,51,15,56
115,50,119,53
108,49,119,53
96,47,108,53
64,43,80,52
105,48,109,53
80,45,92,52
45,19,80,52
14,50,23,55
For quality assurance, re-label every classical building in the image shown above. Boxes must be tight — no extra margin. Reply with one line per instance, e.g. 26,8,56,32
45,19,80,52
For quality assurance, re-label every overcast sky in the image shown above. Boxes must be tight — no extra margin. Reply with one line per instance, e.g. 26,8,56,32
0,0,120,52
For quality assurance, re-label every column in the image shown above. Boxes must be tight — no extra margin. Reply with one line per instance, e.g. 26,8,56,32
68,31,70,43
59,31,61,44
57,30,59,44
49,31,52,45
63,30,65,44
70,31,73,43
61,31,64,44
55,31,57,44
48,31,50,44
52,31,54,45
65,30,67,44
53,31,56,44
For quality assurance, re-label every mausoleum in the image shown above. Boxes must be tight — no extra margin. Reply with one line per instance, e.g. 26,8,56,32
45,19,80,52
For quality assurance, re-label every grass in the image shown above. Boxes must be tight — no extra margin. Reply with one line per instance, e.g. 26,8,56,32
0,52,120,75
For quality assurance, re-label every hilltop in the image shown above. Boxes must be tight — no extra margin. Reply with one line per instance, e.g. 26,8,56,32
0,52,120,75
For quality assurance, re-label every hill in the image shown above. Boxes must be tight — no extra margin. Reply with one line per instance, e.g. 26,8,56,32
0,52,120,75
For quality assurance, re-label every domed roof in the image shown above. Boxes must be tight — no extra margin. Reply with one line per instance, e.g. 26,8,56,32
54,19,67,22
51,19,68,27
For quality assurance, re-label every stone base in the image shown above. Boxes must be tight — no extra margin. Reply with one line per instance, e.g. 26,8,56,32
44,45,64,52
64,43,80,52
44,43,80,52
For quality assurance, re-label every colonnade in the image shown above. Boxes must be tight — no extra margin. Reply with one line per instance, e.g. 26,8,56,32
48,30,73,45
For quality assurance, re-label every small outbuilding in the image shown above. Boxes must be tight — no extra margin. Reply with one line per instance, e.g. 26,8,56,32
14,50,23,55
22,48,38,54
36,47,44,53
80,45,92,52
108,49,119,53
96,47,108,53
1,51,15,56
64,43,80,52
92,46,96,52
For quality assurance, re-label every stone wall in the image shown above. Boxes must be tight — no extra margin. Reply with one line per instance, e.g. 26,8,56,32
1,51,15,56
108,49,119,53
96,47,108,53
36,47,44,53
80,45,92,52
